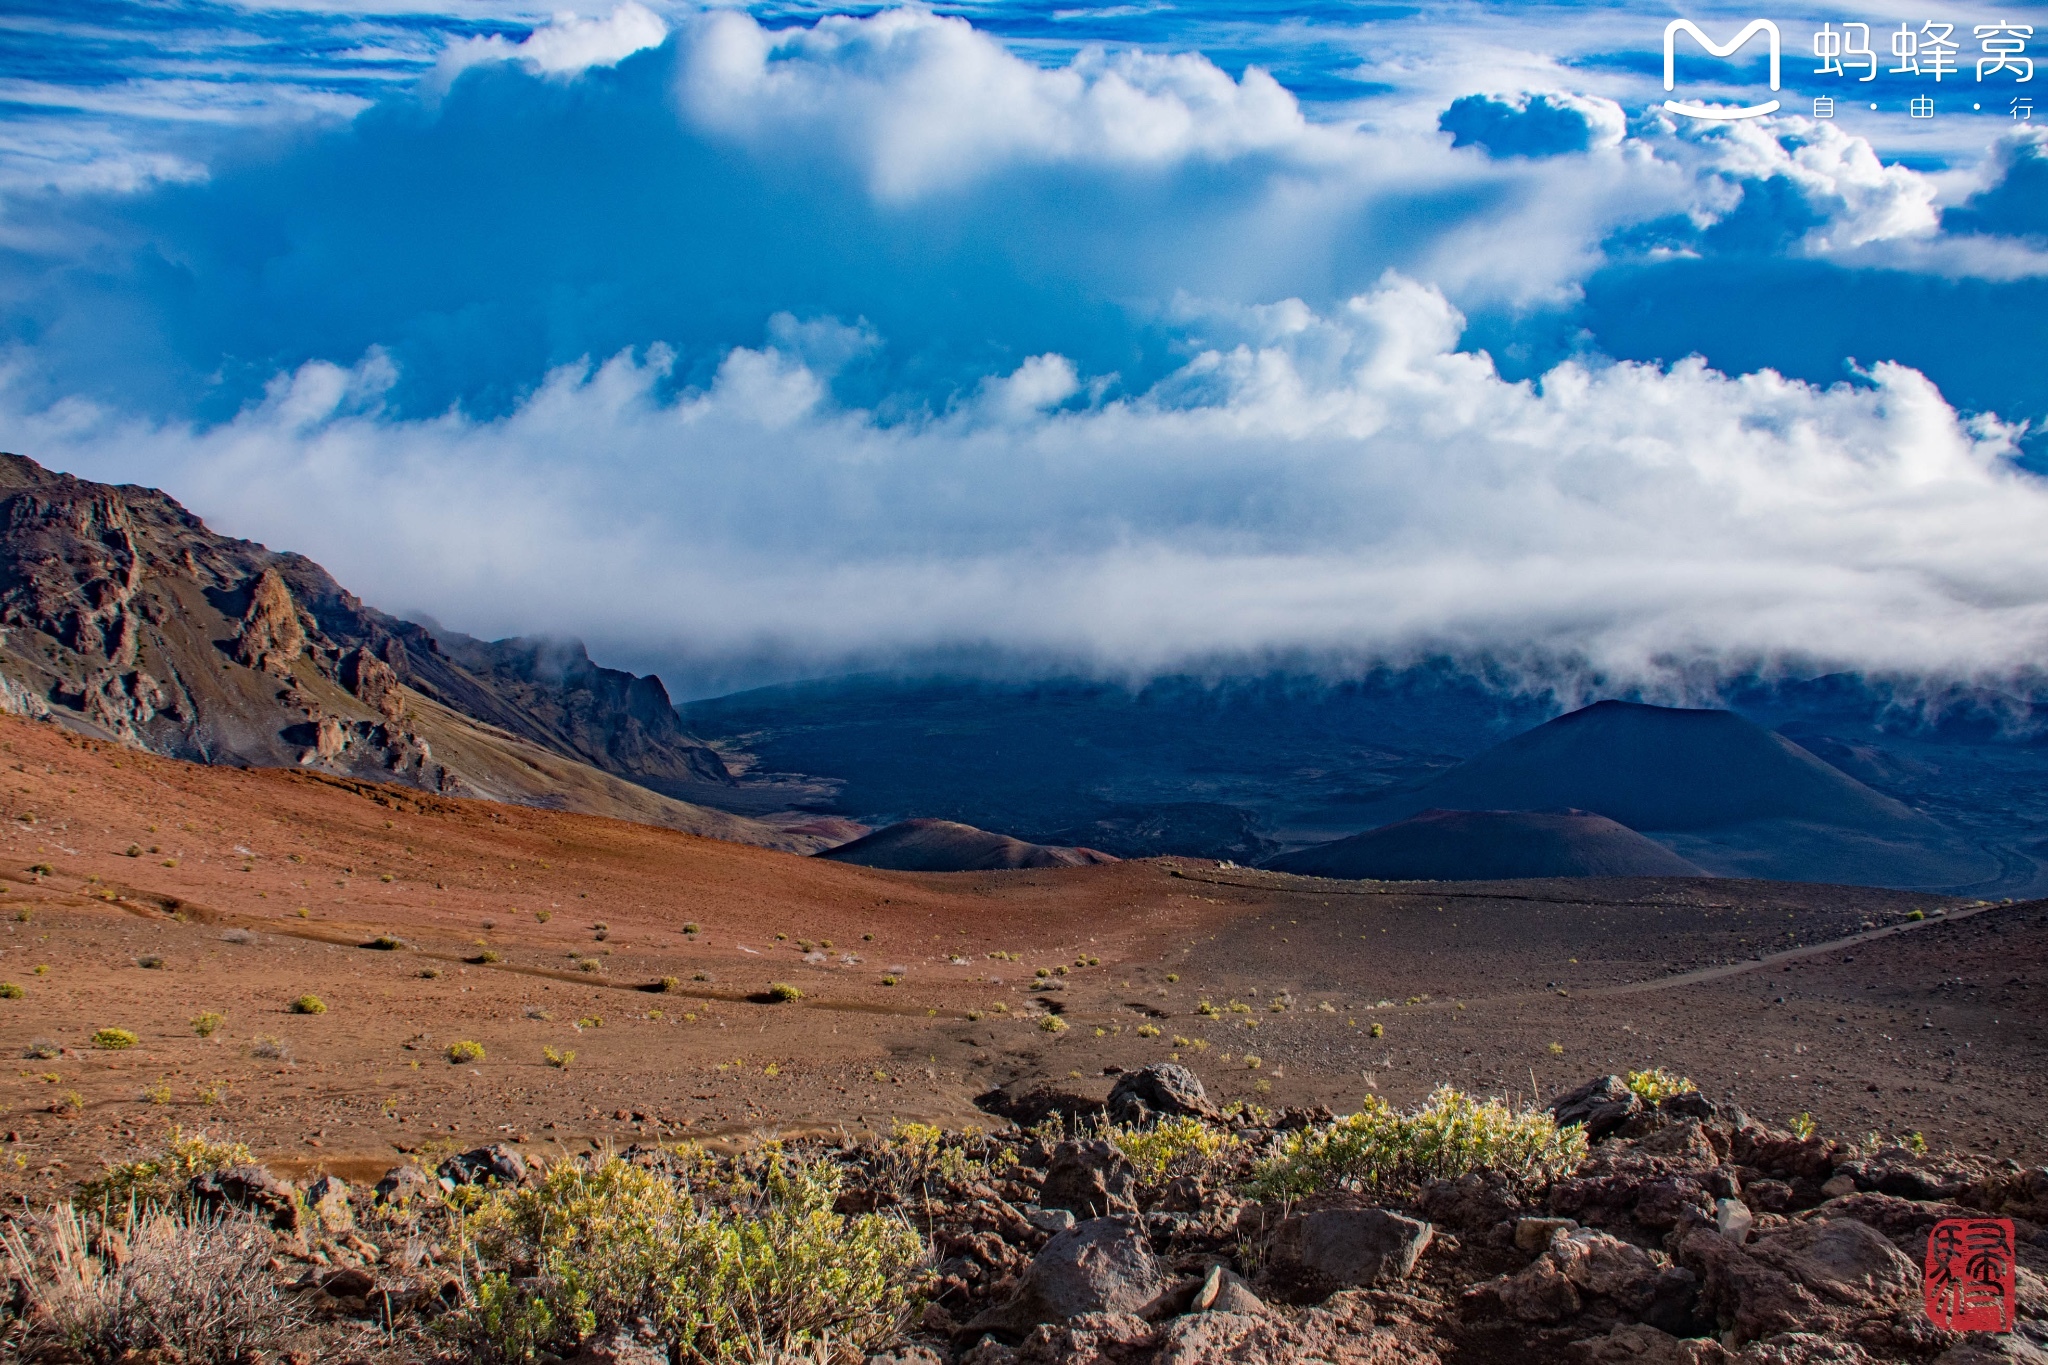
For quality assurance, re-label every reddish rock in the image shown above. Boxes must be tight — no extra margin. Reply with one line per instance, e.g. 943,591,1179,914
234,567,307,676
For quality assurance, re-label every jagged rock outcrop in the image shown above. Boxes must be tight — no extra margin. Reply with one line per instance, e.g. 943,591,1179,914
233,566,307,675
342,644,404,721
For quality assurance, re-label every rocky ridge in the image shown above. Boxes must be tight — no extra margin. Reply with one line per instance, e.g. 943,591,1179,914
0,454,820,849
47,1066,2042,1365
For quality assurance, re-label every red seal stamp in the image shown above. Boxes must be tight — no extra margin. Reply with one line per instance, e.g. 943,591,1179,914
1924,1216,2016,1332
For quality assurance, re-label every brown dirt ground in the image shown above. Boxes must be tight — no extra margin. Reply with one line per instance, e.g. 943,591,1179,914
0,715,2035,1204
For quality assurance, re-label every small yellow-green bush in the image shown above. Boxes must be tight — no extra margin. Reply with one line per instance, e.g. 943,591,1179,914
79,1128,254,1206
0,982,22,999
1624,1068,1697,1103
190,1011,224,1038
1109,1115,1238,1181
1037,1015,1068,1034
447,1040,486,1064
92,1028,139,1050
766,982,804,1002
288,995,325,1015
446,1151,924,1364
1251,1086,1587,1199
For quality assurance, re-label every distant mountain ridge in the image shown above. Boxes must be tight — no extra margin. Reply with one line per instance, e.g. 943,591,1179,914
0,454,822,850
1316,701,2001,890
681,674,2048,895
1348,701,1925,834
816,818,1117,872
1267,808,1708,881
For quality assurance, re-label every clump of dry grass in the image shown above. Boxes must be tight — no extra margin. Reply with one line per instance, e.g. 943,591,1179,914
2,1203,306,1363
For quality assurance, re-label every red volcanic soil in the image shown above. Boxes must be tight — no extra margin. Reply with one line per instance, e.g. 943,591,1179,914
0,715,2036,1201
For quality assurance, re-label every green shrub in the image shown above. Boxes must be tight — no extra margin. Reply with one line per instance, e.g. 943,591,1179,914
1624,1068,1697,1103
79,1128,254,1206
446,1152,924,1364
1037,1015,1068,1034
190,1012,224,1038
1251,1086,1587,1200
0,982,22,999
92,1028,139,1051
766,983,804,1003
287,995,325,1015
368,935,404,951
447,1041,486,1064
1109,1115,1238,1180
543,1046,574,1070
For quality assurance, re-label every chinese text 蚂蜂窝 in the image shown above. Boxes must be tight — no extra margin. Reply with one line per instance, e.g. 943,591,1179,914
1813,21,2032,81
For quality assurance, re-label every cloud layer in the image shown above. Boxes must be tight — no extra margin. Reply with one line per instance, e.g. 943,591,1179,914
15,276,2046,695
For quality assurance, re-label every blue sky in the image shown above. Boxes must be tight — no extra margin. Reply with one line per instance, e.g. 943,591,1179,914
2,0,2046,695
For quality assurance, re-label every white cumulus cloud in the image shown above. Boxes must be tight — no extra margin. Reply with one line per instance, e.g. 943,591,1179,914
441,2,667,80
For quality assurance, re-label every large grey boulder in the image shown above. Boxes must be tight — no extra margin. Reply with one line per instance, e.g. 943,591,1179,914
188,1165,301,1231
1038,1139,1138,1218
1549,1076,1644,1141
374,1163,434,1206
962,1216,1169,1339
437,1143,528,1188
1106,1063,1218,1125
1269,1208,1433,1296
1679,1216,1920,1344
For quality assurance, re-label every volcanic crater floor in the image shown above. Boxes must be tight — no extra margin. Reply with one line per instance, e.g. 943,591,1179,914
0,713,2037,1200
